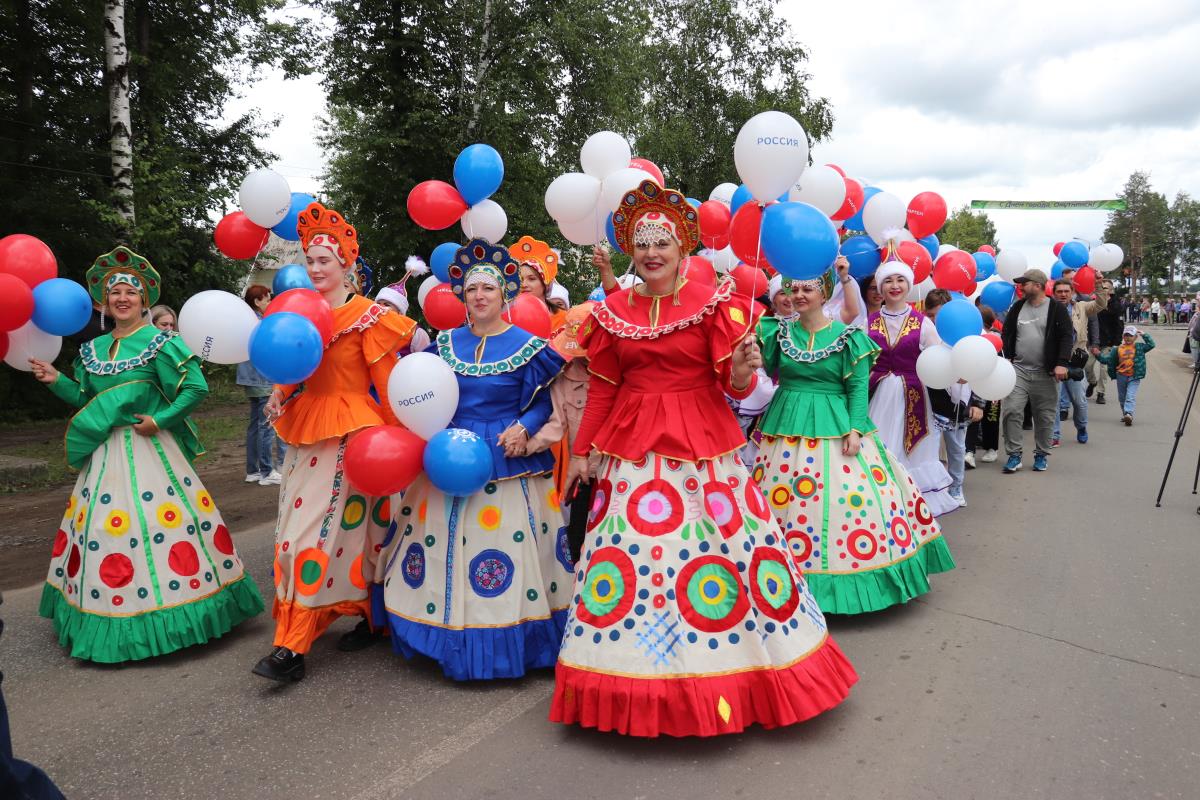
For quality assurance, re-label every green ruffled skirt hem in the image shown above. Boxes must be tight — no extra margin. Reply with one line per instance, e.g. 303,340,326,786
805,535,956,616
38,573,265,663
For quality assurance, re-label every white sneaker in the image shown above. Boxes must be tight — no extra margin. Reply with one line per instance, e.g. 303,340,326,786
259,470,282,486
980,449,998,463
950,491,967,507
964,451,976,468
245,473,262,483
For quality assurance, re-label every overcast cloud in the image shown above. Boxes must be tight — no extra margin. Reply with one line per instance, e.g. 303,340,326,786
228,0,1200,267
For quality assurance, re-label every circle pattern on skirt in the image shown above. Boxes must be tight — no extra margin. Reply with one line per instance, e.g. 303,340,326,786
576,546,635,628
402,543,425,588
469,549,514,598
749,547,799,621
627,478,684,536
676,555,748,632
702,481,743,539
587,479,612,532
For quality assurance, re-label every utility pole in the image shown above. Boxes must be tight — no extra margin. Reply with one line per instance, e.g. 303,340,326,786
1130,223,1143,297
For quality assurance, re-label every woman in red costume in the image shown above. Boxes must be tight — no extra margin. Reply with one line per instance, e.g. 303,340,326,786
252,202,416,682
549,180,857,737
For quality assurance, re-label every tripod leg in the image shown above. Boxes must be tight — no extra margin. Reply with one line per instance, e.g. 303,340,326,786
1158,366,1200,506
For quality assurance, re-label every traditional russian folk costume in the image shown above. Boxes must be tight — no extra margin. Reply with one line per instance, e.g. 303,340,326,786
268,204,416,655
866,304,958,518
378,239,570,681
39,246,263,663
549,180,857,738
753,316,954,615
510,235,568,333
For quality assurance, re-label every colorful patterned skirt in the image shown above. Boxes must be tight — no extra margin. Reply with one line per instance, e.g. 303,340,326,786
753,434,955,615
549,452,858,738
270,434,392,654
376,472,574,681
38,426,264,663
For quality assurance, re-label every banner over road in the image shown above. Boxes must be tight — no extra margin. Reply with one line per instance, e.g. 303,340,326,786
970,199,1127,211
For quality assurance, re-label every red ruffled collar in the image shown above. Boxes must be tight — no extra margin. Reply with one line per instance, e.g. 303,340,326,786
592,277,734,340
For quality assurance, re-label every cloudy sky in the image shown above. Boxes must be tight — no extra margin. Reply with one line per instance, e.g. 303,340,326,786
228,0,1199,268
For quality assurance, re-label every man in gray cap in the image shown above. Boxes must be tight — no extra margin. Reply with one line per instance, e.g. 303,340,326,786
998,269,1074,473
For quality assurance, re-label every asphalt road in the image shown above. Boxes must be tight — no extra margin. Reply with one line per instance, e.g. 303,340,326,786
3,328,1199,800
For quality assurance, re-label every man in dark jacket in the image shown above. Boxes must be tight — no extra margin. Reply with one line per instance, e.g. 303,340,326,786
1088,280,1123,404
999,268,1073,473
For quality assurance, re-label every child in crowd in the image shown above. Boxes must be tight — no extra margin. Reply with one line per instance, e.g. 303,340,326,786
924,289,984,506
1097,325,1155,425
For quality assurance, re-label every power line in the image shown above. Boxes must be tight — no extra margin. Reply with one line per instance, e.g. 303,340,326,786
0,159,109,178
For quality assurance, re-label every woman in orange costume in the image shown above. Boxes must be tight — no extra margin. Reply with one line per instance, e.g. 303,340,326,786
549,181,857,737
511,235,568,333
252,203,416,682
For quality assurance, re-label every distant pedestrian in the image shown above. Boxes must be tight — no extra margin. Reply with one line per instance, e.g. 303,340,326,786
1088,281,1122,405
237,285,285,486
1096,326,1155,425
1151,298,1161,324
150,304,177,332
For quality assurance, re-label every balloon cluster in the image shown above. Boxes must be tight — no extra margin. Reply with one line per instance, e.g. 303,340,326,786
916,299,1015,402
0,234,83,370
216,168,316,259
407,144,508,242
543,131,665,248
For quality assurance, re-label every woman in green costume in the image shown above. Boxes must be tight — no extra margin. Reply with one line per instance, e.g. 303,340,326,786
752,270,955,615
29,246,264,662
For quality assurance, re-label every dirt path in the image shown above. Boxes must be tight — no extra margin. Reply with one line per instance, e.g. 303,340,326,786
0,409,280,591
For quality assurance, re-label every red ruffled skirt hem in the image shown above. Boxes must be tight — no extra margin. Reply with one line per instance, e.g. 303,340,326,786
549,634,858,738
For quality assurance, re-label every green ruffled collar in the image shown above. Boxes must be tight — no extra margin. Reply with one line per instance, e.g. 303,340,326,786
436,330,548,377
80,329,176,376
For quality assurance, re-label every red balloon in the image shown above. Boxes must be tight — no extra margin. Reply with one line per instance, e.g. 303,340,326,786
906,192,947,238
697,200,732,249
932,251,977,293
0,234,57,289
831,178,864,222
407,180,468,230
502,292,553,338
344,425,426,496
423,283,467,330
0,331,6,360
0,273,35,332
265,288,334,344
629,158,664,187
1053,241,1065,257
680,256,716,287
214,212,269,260
825,163,846,176
983,332,1003,353
976,244,996,256
1073,266,1097,295
730,264,768,298
729,202,773,269
895,241,934,285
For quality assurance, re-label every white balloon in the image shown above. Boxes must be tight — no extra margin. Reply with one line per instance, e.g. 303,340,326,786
387,351,459,440
3,320,61,371
545,172,602,222
787,164,846,217
417,275,441,309
708,245,739,273
558,204,607,247
937,243,959,259
907,276,936,302
916,344,956,390
459,199,507,242
995,249,1028,281
709,182,738,206
178,290,259,364
951,335,1000,382
972,357,1017,401
1090,242,1124,271
580,131,631,179
734,111,809,203
600,167,655,213
238,168,292,228
862,191,907,246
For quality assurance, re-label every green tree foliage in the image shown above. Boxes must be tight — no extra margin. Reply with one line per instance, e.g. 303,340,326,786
1102,171,1172,284
315,0,832,303
939,204,997,253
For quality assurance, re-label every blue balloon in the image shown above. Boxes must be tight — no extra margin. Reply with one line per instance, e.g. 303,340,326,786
31,278,91,336
972,252,997,281
840,235,882,279
686,197,701,208
760,201,841,280
918,234,939,262
423,428,493,496
453,144,504,207
934,298,983,346
249,311,323,384
1050,259,1066,280
271,192,317,241
730,183,754,215
430,242,459,283
588,285,607,302
605,212,624,253
1059,241,1088,269
842,186,882,232
979,281,1016,314
272,263,314,295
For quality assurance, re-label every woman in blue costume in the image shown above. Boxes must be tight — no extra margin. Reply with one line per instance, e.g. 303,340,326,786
377,239,570,680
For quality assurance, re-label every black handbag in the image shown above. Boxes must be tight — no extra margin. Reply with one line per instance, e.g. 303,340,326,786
566,480,593,564
1068,348,1089,369
1184,337,1192,355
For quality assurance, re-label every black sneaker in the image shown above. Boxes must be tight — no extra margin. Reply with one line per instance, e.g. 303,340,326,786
1085,383,1095,398
1060,409,1069,421
1096,392,1106,404
252,647,306,682
337,618,383,652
